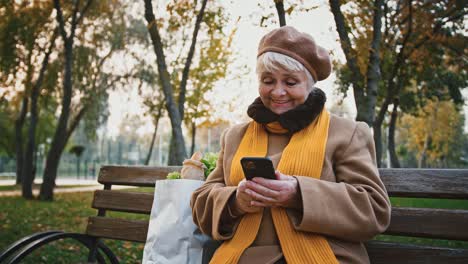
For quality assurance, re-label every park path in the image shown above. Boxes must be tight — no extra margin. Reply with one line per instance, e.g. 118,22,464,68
0,179,135,197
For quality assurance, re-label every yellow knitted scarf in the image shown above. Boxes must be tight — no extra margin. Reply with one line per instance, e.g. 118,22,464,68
209,109,337,264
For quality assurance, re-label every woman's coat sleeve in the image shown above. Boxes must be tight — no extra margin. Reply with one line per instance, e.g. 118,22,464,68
190,129,242,240
291,122,392,242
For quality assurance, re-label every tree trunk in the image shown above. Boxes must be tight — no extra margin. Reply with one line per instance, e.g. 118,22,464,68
168,136,182,165
23,32,55,199
418,99,439,168
418,135,429,168
375,1,413,166
15,96,28,186
388,99,400,168
365,0,384,126
274,0,286,26
145,104,163,165
39,40,73,201
107,139,111,163
40,0,92,200
190,121,197,156
145,126,158,166
144,0,187,165
329,0,370,125
76,156,81,178
374,94,392,167
22,86,39,198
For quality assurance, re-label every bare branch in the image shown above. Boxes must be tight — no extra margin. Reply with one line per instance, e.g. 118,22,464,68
70,0,81,34
178,0,208,119
76,0,93,25
53,0,68,40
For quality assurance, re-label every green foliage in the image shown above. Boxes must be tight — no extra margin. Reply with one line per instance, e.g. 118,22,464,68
166,171,182,180
201,152,218,178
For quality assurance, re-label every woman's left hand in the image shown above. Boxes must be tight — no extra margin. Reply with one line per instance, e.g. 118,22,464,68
245,171,301,209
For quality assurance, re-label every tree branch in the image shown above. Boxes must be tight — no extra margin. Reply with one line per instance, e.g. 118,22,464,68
178,0,208,119
76,0,93,26
70,0,81,37
406,6,466,58
377,0,413,126
33,30,58,94
329,0,364,94
53,0,68,40
143,0,179,119
66,104,88,142
274,0,286,26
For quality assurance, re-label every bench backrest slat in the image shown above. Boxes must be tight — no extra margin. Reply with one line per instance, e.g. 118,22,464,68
92,190,153,214
380,169,468,199
97,167,468,198
386,207,468,241
86,216,148,243
366,241,468,264
98,166,182,187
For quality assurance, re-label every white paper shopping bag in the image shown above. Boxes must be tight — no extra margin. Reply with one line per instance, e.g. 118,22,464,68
142,179,210,264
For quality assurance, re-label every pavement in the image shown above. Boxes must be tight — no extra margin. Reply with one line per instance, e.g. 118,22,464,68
0,178,134,197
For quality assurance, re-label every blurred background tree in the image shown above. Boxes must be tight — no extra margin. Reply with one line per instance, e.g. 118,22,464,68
0,0,466,202
330,0,467,167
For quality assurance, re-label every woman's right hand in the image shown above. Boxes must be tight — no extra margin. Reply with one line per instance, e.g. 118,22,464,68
234,179,263,214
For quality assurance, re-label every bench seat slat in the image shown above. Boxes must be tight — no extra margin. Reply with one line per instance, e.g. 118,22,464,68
385,207,468,241
380,169,468,199
92,190,154,214
98,166,182,187
86,217,148,243
366,240,468,264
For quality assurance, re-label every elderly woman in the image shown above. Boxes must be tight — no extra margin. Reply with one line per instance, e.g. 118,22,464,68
190,26,391,264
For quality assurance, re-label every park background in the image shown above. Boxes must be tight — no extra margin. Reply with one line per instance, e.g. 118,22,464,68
0,0,467,263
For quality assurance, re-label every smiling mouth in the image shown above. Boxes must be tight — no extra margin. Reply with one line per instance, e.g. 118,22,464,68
271,99,291,105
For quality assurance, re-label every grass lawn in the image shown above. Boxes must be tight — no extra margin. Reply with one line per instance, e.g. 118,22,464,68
1,191,467,263
0,190,147,263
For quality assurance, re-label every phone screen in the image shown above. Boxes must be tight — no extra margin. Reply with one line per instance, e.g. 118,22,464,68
240,157,276,180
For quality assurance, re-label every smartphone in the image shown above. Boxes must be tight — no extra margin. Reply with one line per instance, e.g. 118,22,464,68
240,157,276,181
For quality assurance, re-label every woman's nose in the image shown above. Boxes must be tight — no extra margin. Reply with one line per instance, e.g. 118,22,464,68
271,84,286,96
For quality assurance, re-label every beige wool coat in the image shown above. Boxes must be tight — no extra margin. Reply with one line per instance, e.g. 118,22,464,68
190,114,392,264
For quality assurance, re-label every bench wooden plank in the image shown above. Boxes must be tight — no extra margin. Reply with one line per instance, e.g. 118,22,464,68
92,190,154,214
86,217,149,243
380,169,468,199
98,166,182,187
385,207,468,241
366,240,468,264
97,167,468,199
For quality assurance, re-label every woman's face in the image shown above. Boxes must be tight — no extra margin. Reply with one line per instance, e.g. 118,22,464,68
258,68,310,115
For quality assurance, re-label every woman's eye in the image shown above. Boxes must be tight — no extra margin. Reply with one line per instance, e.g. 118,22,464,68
286,81,297,86
262,78,274,84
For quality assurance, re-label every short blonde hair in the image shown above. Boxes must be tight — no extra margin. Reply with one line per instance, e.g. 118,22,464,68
256,52,316,90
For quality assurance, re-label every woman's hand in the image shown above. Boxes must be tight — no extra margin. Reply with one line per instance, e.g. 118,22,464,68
235,179,263,214
246,171,301,209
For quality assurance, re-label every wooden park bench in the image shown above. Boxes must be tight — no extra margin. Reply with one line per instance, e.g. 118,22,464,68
1,166,468,263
